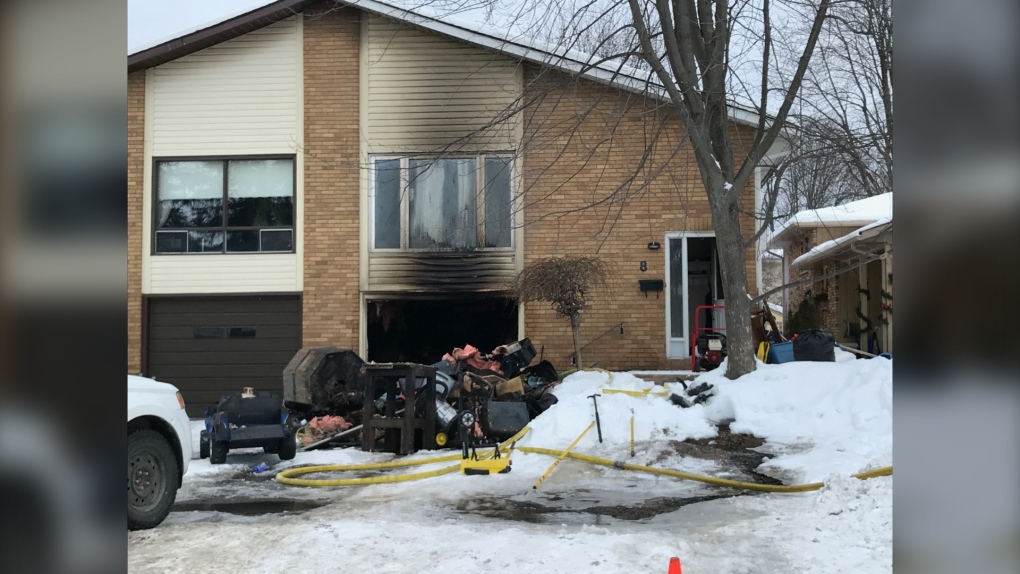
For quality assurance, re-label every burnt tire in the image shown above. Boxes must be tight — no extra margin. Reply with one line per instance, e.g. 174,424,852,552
128,430,179,531
209,440,228,465
199,430,210,459
278,436,296,461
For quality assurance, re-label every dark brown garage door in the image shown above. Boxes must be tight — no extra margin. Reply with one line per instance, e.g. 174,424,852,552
146,295,301,416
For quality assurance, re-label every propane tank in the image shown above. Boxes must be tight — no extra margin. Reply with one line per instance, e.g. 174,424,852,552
436,400,458,427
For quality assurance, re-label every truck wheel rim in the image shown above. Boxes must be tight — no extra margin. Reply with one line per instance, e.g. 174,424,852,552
129,448,165,511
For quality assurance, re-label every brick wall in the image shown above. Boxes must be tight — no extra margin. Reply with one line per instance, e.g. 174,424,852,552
784,226,862,338
520,67,758,370
785,231,810,315
301,7,361,348
127,71,145,373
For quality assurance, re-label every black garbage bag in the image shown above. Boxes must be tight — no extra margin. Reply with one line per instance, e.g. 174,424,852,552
793,328,836,362
523,393,558,419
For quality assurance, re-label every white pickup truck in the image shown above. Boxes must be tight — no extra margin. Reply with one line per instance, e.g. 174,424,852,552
127,375,192,530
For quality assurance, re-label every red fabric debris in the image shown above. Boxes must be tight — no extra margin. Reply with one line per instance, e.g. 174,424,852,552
443,344,504,374
299,415,353,444
311,415,352,433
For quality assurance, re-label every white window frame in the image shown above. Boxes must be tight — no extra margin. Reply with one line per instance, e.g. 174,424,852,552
665,231,718,359
368,154,516,252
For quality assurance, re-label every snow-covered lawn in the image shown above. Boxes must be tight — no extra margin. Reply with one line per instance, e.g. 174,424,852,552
129,353,892,573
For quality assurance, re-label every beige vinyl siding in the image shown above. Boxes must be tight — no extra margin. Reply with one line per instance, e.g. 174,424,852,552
362,15,524,294
365,15,521,152
367,252,517,292
150,17,300,156
142,17,303,295
147,254,301,294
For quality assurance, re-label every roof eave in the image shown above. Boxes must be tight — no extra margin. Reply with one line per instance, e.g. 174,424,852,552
791,221,893,269
128,0,321,73
127,0,770,129
768,217,884,251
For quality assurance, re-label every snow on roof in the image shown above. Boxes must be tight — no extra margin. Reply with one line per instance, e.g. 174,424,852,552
768,302,783,315
791,217,892,269
769,192,893,248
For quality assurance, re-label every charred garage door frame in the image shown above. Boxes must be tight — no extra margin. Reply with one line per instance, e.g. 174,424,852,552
144,294,301,416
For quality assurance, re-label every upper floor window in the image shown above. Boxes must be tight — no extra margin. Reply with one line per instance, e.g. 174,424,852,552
371,155,513,251
153,157,294,254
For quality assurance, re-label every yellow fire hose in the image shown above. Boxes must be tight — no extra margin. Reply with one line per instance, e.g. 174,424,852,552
532,422,595,490
517,447,892,493
276,424,891,493
275,426,532,487
602,387,670,398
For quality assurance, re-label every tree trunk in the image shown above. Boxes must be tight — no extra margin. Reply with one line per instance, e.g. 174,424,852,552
570,313,583,368
708,195,757,379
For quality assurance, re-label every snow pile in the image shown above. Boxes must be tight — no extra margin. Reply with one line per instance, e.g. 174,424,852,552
520,355,891,483
806,474,893,570
520,371,717,451
717,473,893,573
695,357,892,481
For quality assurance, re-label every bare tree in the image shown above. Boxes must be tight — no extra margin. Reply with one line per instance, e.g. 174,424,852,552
467,0,832,378
511,256,609,368
614,0,831,378
773,120,869,215
797,0,893,198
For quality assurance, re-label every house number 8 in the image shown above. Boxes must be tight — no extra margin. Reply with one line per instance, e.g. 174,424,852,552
640,261,647,272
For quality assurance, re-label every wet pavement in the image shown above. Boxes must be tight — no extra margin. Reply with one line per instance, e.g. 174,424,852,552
168,423,780,526
172,499,328,516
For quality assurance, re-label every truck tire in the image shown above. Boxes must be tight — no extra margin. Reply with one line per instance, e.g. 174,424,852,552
209,441,229,464
277,436,296,461
128,430,179,530
199,430,209,459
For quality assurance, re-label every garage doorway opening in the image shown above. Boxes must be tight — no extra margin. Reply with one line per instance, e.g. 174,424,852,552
366,296,519,364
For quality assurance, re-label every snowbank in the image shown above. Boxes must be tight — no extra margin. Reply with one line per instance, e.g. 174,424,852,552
521,355,891,483
520,371,717,451
695,358,892,481
719,474,893,573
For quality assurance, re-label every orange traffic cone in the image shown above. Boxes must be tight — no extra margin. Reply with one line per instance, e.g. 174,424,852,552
667,557,682,574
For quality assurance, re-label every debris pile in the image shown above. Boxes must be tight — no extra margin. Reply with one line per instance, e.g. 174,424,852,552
281,339,560,453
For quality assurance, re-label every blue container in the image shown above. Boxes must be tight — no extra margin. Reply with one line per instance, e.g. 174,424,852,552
768,341,795,364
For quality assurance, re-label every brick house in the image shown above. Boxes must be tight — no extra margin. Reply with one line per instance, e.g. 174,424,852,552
128,0,784,409
768,193,893,354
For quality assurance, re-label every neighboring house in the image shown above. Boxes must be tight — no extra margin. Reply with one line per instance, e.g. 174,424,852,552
768,193,893,354
127,0,784,410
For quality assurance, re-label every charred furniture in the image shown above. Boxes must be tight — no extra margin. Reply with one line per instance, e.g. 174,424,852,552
361,363,437,454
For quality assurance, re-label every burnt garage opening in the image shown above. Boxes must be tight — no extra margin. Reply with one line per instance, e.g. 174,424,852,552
367,296,519,364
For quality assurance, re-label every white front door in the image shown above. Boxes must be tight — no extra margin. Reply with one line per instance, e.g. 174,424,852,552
665,232,719,359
